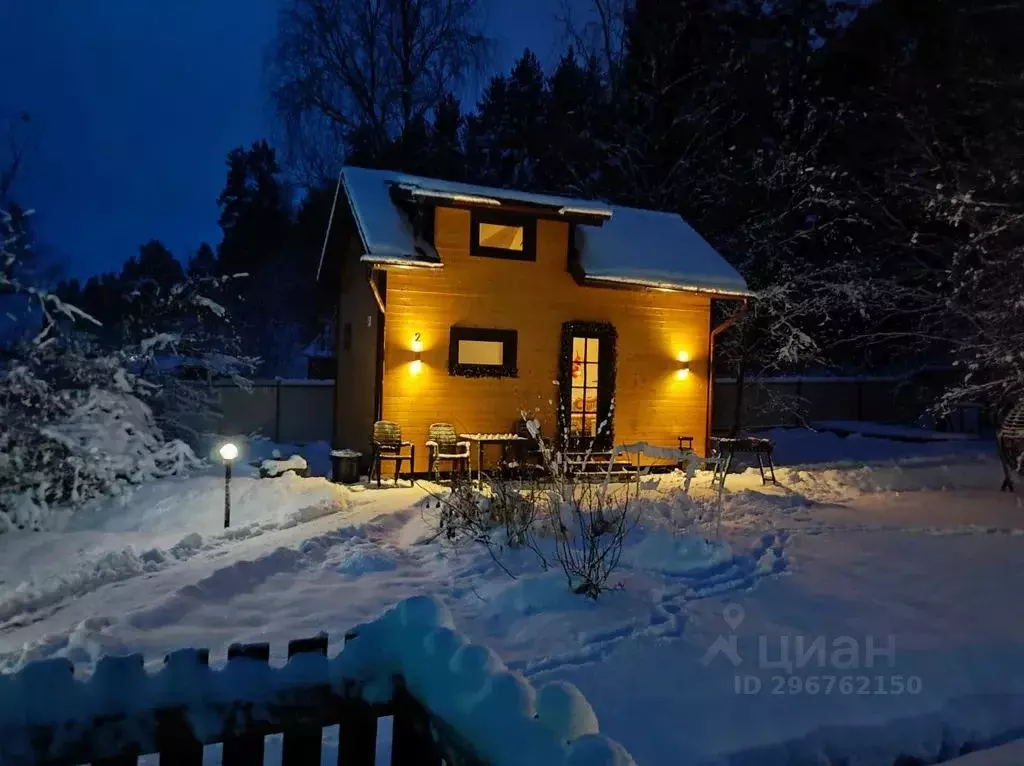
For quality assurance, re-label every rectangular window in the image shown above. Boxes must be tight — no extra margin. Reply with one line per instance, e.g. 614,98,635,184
457,339,505,366
449,327,518,377
470,211,536,261
478,222,524,252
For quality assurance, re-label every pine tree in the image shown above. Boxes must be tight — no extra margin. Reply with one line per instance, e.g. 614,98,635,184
216,140,293,278
187,242,217,279
542,51,609,195
121,240,184,293
427,93,467,181
466,50,548,188
214,141,299,375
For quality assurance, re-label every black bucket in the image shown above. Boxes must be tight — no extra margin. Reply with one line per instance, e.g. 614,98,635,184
331,450,362,484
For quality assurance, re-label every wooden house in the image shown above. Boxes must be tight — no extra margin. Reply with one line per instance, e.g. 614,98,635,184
330,167,749,472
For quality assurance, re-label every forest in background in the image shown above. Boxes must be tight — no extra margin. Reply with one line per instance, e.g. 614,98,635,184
6,0,1022,413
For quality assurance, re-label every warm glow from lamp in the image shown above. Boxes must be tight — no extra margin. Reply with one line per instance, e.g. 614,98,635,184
410,332,423,375
676,352,691,380
218,442,239,461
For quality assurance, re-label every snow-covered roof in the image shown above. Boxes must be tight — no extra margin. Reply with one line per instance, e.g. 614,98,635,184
340,166,749,296
574,206,749,296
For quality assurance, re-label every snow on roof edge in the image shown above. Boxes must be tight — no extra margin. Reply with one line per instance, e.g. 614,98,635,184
340,169,372,256
361,253,444,269
584,273,753,297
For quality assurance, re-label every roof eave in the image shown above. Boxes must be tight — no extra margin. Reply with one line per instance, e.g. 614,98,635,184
387,182,612,226
582,273,752,299
360,253,444,270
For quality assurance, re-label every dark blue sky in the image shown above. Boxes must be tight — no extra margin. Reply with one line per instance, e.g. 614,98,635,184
0,0,571,279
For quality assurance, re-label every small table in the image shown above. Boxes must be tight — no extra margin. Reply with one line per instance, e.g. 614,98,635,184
459,433,528,484
710,436,777,488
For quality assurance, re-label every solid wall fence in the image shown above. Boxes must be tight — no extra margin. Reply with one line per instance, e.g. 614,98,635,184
712,376,944,432
181,379,336,445
188,372,974,447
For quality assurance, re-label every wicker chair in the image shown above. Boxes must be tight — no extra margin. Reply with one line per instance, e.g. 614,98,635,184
998,400,1024,491
426,423,470,480
371,420,414,488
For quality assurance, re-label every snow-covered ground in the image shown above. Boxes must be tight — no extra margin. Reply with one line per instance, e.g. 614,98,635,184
1,428,1022,765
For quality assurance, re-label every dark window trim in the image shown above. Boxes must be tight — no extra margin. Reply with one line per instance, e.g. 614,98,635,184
557,321,617,450
469,210,537,261
448,327,518,378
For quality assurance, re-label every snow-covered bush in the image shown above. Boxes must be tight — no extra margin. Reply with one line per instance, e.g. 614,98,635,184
427,417,676,600
0,209,202,531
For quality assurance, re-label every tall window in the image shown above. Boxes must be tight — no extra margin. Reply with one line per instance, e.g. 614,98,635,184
470,210,536,261
570,337,600,436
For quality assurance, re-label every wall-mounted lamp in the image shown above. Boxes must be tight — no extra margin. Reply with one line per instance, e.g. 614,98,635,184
676,352,690,380
410,332,423,374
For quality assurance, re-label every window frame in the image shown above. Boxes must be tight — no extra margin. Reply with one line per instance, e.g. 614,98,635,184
448,327,518,378
469,210,537,261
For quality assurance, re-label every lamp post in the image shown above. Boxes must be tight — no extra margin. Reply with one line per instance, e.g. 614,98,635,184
219,442,239,528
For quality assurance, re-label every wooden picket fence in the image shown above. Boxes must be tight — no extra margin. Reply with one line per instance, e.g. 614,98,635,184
1,629,485,766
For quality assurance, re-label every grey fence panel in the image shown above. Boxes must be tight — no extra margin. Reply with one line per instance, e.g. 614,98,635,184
218,384,278,438
202,380,334,444
712,383,737,432
859,380,923,424
712,376,952,434
799,382,861,423
277,382,334,443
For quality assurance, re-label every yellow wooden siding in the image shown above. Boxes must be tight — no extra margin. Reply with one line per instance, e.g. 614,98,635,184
383,206,711,471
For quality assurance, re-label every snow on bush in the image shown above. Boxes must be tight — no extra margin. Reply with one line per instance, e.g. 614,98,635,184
425,414,739,600
1,208,203,532
0,332,202,532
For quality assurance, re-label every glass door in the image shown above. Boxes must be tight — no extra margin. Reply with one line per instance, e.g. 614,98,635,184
558,322,617,451
570,336,601,446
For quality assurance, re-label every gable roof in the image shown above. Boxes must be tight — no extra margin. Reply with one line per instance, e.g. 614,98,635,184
340,166,750,296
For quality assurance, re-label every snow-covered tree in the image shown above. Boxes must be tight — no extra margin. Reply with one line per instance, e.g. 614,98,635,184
0,209,249,532
118,272,259,440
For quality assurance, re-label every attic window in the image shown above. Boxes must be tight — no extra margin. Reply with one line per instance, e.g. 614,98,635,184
479,222,523,251
470,211,536,261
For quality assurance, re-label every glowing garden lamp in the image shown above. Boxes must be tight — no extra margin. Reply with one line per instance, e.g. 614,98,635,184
218,442,239,528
